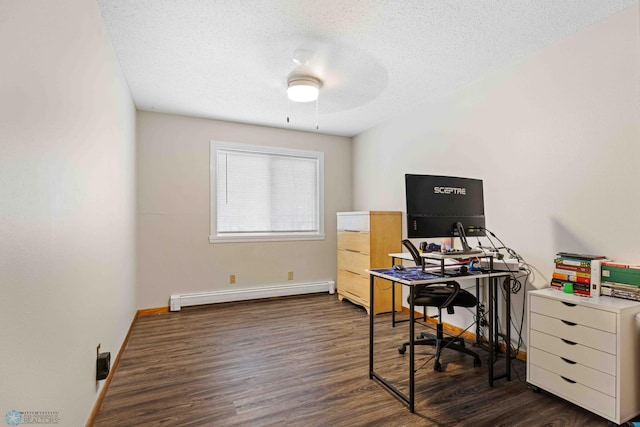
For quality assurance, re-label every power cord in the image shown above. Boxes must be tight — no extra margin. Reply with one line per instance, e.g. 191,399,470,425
475,226,531,362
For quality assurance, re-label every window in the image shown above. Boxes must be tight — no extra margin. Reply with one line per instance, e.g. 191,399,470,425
210,141,324,243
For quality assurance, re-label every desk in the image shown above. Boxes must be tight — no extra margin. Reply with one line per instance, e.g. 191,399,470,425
388,252,474,328
367,266,512,413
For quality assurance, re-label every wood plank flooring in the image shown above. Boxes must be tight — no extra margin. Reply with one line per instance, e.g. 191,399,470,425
93,293,612,426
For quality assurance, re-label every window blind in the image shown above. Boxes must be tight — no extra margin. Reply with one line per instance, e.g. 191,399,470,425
210,142,324,242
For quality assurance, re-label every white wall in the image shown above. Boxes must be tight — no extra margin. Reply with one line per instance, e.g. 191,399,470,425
136,111,352,309
0,1,137,425
353,5,640,348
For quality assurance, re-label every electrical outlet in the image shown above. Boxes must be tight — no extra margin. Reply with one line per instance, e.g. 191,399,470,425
229,274,236,284
97,352,111,381
287,271,294,281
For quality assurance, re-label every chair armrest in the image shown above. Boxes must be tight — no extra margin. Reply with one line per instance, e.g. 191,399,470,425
439,281,461,309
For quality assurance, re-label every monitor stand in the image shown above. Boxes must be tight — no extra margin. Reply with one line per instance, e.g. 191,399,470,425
456,221,473,253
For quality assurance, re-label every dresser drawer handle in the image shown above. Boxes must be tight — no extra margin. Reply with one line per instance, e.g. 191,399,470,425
561,357,577,365
561,320,577,326
560,376,577,384
561,339,577,346
344,249,363,254
561,302,577,307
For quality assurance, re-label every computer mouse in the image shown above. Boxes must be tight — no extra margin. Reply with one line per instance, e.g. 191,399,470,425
392,264,406,271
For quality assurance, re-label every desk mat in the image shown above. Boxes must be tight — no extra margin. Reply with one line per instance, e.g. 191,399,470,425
371,267,444,281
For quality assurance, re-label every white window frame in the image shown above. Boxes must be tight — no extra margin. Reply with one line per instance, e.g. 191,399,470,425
209,141,325,243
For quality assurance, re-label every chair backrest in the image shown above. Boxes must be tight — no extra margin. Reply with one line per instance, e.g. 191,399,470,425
402,239,424,267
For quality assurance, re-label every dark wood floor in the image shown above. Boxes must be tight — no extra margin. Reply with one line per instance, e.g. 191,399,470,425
93,293,613,426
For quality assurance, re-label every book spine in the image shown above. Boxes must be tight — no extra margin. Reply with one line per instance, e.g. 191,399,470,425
552,271,590,284
550,279,589,295
556,252,605,259
550,279,562,290
601,281,640,291
601,261,640,269
603,288,640,301
554,263,591,273
554,257,591,268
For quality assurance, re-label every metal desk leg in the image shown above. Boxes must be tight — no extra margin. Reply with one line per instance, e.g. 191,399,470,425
494,278,500,363
409,287,415,413
506,278,511,380
391,256,397,327
369,275,374,379
488,276,495,386
370,278,412,409
488,276,512,386
475,278,481,345
392,281,396,327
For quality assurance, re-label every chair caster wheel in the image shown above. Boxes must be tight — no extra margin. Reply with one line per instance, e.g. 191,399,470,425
433,362,442,372
473,359,481,368
398,346,406,354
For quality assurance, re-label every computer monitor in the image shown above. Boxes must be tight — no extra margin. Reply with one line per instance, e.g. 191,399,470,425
405,174,486,246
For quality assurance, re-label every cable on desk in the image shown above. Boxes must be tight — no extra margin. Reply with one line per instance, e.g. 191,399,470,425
475,226,531,361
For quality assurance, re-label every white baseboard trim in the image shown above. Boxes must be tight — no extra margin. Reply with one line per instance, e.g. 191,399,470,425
169,280,336,311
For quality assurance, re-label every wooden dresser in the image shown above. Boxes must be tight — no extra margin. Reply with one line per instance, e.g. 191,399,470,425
336,211,401,314
527,288,640,424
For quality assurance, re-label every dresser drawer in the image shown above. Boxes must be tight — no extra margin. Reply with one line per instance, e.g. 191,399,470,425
337,212,370,232
529,347,615,397
529,364,615,419
337,269,369,296
530,312,616,354
337,231,370,252
529,329,615,375
338,249,370,276
530,294,616,333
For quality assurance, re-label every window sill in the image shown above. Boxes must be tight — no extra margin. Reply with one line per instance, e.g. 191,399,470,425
209,233,325,244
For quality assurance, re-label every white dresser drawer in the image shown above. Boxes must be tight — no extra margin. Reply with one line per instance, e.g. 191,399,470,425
529,364,615,419
530,294,616,333
337,212,370,232
528,347,615,397
530,312,616,354
529,329,615,375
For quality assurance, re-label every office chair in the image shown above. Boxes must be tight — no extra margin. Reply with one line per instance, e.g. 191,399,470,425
398,239,481,372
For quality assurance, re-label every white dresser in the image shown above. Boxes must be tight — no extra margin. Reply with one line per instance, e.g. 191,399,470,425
527,288,640,424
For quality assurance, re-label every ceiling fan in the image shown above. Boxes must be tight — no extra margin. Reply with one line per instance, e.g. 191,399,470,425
287,50,323,103
281,42,389,130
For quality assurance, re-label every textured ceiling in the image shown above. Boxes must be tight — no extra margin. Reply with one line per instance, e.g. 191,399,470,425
97,0,637,137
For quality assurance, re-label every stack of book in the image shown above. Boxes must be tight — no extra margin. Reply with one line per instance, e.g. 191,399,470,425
551,252,606,296
600,262,640,301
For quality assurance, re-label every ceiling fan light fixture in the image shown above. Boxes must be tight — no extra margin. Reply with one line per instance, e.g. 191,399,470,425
287,76,322,102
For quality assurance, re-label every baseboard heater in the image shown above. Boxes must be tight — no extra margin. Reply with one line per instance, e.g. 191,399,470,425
169,280,336,311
